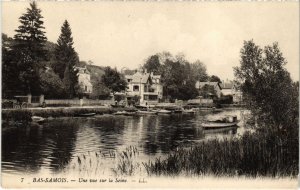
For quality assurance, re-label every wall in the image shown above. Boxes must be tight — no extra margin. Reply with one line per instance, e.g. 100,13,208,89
45,99,113,106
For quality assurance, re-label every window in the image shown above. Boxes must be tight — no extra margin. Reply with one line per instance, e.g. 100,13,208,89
85,86,87,92
133,85,139,92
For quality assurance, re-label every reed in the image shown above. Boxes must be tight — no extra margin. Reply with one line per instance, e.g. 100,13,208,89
143,130,298,177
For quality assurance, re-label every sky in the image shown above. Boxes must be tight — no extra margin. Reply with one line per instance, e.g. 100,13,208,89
2,1,299,81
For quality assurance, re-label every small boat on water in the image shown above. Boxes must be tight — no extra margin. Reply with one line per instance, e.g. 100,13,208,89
75,113,97,117
182,109,196,114
32,116,45,123
157,109,172,114
136,110,158,115
202,115,239,129
114,111,127,115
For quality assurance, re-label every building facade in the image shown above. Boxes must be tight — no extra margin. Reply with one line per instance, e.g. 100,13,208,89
195,81,222,98
125,71,163,104
220,80,243,103
75,66,93,94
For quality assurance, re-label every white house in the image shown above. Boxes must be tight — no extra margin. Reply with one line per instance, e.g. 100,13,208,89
75,66,93,94
125,71,163,104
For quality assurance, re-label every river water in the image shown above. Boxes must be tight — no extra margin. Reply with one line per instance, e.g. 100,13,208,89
2,109,247,176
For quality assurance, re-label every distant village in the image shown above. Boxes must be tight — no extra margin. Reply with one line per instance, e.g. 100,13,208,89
73,65,242,107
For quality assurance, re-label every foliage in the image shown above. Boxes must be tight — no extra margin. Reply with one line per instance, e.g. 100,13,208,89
143,130,298,177
40,69,66,99
234,40,298,172
143,55,161,75
142,52,207,100
191,60,208,81
102,67,127,94
209,75,221,83
54,20,79,98
214,95,233,104
2,34,21,98
234,40,298,133
11,2,48,95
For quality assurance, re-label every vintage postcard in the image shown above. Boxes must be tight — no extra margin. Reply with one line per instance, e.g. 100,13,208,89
1,0,299,189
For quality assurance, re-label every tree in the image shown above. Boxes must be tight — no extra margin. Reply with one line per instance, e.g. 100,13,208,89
2,34,21,98
209,75,221,83
40,69,66,99
191,60,208,81
234,40,298,132
54,20,79,98
102,67,127,94
143,55,161,75
12,2,47,95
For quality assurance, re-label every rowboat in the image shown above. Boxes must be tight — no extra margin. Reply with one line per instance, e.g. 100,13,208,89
114,111,127,115
202,115,239,129
201,121,239,129
136,110,158,115
182,109,196,114
75,113,97,117
31,116,45,123
157,109,172,114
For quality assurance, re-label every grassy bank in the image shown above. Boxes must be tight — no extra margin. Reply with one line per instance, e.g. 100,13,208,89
2,107,137,122
143,130,298,177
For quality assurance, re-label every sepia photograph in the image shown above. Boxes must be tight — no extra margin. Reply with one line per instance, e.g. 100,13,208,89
1,1,299,189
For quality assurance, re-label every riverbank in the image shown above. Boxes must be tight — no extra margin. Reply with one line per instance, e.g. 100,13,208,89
2,106,137,123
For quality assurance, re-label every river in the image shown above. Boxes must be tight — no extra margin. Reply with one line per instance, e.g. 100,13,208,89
2,109,247,176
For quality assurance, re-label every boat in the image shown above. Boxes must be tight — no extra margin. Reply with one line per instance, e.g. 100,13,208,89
114,111,127,115
31,116,46,123
75,113,97,117
123,111,137,116
136,110,158,115
202,115,239,129
182,109,196,114
157,109,172,114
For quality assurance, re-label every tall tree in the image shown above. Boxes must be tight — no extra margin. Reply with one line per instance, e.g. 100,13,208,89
54,20,79,98
234,40,298,132
12,2,47,95
143,55,161,75
102,67,127,94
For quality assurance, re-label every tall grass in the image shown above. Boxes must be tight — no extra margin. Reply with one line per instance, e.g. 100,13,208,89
143,130,298,177
112,146,140,176
63,146,141,177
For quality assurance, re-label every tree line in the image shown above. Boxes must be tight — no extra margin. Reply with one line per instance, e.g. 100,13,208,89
141,52,221,101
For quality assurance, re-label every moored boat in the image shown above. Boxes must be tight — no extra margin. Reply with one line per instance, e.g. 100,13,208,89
182,109,196,114
202,115,239,129
31,116,46,123
157,109,172,114
136,110,158,115
114,111,127,115
75,112,97,117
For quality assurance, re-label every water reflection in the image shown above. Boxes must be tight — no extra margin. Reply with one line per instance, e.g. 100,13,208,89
2,109,246,175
